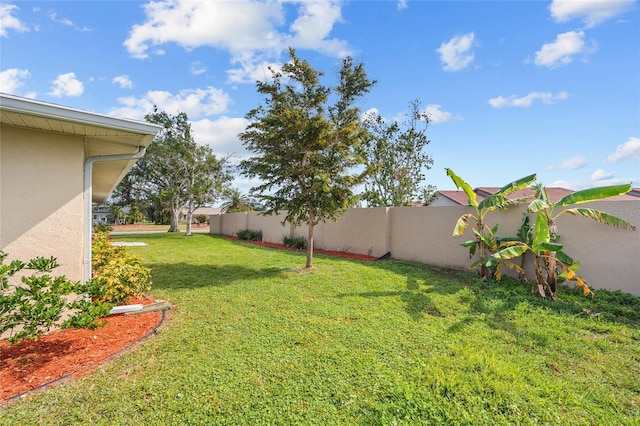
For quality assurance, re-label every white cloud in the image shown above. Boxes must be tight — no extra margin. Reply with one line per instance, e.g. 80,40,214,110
48,72,84,97
423,104,457,123
0,68,30,94
397,0,408,10
190,61,206,75
534,31,596,68
591,169,613,180
47,10,91,31
286,1,349,57
607,137,640,162
108,87,231,121
47,11,72,26
547,156,588,170
112,75,133,89
123,0,349,81
548,177,634,191
549,0,636,28
191,116,250,156
0,3,29,37
436,32,476,72
227,56,283,84
489,91,569,108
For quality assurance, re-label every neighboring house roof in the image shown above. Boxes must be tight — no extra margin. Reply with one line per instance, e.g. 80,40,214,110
434,187,573,206
193,207,223,215
434,190,472,206
475,187,574,203
180,207,223,216
435,185,639,206
0,93,160,202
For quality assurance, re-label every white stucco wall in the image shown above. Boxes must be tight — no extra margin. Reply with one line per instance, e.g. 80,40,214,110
0,126,84,281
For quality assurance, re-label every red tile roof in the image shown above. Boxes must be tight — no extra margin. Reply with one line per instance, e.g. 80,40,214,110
436,187,575,205
437,185,640,205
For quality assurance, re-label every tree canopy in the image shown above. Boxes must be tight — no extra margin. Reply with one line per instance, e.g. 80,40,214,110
360,99,436,207
115,108,231,233
239,48,375,268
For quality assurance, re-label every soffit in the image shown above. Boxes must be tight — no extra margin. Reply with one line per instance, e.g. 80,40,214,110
0,94,160,202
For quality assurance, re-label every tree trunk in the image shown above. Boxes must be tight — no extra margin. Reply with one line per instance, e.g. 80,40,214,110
185,211,193,236
306,206,314,268
168,205,180,232
546,251,558,294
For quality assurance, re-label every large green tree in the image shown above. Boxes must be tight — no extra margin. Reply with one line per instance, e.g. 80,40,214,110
361,100,436,206
239,48,375,268
118,108,231,233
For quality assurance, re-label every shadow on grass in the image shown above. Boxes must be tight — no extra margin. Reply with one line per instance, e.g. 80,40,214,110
148,262,286,290
351,258,640,332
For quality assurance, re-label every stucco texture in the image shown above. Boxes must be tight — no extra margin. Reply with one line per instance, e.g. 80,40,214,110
1,126,84,281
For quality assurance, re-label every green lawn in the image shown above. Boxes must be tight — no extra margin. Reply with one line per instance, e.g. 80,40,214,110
2,233,639,425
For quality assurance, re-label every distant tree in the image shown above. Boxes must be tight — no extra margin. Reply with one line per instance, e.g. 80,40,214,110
128,205,144,224
360,99,436,207
109,205,124,225
121,108,231,233
239,48,375,268
220,189,255,213
182,149,232,236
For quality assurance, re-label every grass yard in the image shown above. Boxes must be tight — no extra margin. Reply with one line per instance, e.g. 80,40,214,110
2,233,639,425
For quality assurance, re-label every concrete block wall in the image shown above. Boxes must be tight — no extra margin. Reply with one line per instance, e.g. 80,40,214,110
210,200,640,296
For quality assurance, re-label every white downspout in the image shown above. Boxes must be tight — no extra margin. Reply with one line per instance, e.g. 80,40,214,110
83,146,147,283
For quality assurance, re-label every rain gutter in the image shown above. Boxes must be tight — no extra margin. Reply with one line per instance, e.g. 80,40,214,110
83,146,147,283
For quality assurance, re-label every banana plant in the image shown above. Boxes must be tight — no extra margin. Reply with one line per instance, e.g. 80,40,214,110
528,183,635,295
492,213,589,298
494,183,635,298
445,168,537,280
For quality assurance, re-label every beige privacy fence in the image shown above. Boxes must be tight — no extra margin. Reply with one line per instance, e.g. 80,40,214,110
210,200,640,296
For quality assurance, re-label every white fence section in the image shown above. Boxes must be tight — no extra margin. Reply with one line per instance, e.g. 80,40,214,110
210,200,640,296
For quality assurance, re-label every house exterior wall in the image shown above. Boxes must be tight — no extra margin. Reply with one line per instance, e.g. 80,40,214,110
210,200,640,296
0,126,85,281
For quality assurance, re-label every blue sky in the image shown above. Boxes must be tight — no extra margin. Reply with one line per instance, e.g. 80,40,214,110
1,0,639,195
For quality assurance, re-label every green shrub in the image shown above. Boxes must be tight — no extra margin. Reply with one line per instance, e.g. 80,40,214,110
0,252,111,344
92,231,152,305
93,223,113,233
282,234,307,249
236,229,263,241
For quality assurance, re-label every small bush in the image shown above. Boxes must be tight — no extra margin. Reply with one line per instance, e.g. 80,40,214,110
236,229,263,241
0,252,111,344
92,231,152,305
282,235,307,249
94,223,113,233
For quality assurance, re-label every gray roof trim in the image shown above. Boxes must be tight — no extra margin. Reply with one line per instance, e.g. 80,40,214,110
0,92,161,136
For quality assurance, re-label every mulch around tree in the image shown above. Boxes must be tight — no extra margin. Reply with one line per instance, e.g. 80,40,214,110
0,297,164,405
223,236,378,262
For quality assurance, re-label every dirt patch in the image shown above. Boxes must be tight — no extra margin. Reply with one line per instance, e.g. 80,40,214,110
0,297,165,404
223,235,377,262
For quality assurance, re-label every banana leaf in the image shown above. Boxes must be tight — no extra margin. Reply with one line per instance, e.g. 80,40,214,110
461,239,477,257
563,208,636,230
495,173,537,197
527,198,552,213
453,213,475,237
445,168,478,207
532,213,550,251
477,194,506,211
555,183,632,207
493,243,529,260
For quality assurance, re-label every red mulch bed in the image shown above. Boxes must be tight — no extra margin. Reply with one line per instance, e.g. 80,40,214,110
0,297,164,404
223,235,378,262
